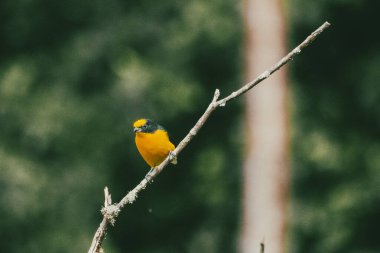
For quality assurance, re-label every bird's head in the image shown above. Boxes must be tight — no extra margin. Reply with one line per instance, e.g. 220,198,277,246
133,118,162,134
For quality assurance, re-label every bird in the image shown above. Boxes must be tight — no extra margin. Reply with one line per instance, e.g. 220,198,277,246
133,118,177,169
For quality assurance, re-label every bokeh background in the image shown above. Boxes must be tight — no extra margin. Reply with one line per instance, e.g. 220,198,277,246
0,0,379,253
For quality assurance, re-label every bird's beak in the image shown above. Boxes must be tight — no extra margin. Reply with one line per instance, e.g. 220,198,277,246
133,127,141,133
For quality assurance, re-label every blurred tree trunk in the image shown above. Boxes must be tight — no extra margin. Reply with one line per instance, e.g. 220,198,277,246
239,0,289,253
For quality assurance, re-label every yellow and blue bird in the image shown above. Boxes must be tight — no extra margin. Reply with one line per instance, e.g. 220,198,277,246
133,118,177,169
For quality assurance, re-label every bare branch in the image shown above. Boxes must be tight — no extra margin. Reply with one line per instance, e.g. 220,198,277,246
216,21,331,107
87,21,330,253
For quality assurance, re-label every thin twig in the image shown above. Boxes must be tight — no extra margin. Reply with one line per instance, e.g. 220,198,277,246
87,21,330,253
260,240,265,253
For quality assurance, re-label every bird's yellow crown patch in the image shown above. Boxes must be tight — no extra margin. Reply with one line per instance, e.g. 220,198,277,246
133,119,148,128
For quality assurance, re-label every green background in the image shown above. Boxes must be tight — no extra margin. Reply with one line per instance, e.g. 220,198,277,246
0,0,379,252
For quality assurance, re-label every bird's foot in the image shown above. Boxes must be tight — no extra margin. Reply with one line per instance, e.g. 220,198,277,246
169,151,177,165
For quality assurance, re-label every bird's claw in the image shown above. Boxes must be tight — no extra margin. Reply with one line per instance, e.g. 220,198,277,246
169,151,177,165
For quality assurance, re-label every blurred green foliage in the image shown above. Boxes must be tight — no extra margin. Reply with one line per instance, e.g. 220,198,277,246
0,0,242,252
1,0,379,252
290,0,380,253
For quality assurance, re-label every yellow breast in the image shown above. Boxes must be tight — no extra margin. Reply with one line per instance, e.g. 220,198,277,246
135,129,175,167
